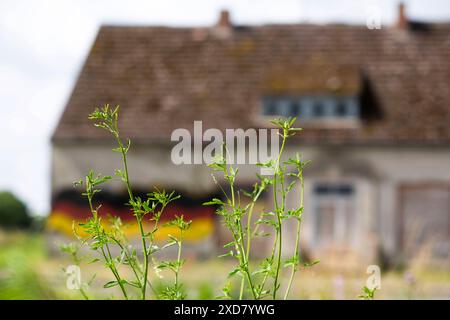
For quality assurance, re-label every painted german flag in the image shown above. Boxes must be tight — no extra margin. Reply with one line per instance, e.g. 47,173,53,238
47,189,218,242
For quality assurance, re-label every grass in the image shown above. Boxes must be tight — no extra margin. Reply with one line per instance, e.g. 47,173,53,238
0,231,56,299
1,230,449,299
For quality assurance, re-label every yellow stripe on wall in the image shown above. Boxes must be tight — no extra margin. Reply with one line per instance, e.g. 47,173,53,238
47,211,215,242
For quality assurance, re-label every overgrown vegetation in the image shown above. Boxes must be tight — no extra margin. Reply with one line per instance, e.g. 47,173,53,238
68,105,190,300
204,117,316,300
0,234,56,299
64,104,314,300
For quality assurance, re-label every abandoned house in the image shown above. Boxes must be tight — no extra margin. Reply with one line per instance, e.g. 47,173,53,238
49,5,450,266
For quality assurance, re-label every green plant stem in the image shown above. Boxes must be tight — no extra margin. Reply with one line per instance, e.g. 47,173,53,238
115,133,150,300
137,216,149,299
244,187,264,261
245,202,256,260
104,243,129,299
97,244,128,299
256,199,279,297
111,239,142,288
237,218,257,299
79,287,89,300
175,230,183,288
87,196,128,299
226,163,257,300
241,201,256,299
272,135,287,300
239,278,245,300
206,118,306,301
110,233,159,298
259,231,277,297
284,175,304,300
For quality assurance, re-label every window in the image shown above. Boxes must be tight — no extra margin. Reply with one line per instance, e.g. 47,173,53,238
336,101,348,117
262,98,277,116
261,95,360,121
312,100,325,117
288,101,299,117
312,182,357,247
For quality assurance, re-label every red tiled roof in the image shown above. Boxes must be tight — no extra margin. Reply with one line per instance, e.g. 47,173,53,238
53,23,450,144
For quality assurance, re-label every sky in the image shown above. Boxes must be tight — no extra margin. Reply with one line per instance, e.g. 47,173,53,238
1,0,450,215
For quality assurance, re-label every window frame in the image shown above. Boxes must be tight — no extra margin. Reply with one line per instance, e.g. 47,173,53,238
260,95,361,127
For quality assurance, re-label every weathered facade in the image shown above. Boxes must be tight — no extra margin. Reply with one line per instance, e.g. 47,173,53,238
50,7,450,265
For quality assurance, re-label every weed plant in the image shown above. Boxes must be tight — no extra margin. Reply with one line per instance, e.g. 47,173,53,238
64,105,315,300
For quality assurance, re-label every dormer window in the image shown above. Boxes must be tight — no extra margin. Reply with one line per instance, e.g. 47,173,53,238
313,100,325,117
261,95,360,123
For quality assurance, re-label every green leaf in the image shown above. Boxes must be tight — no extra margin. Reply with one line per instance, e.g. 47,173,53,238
286,207,303,219
103,280,125,288
283,256,300,268
358,286,377,300
203,198,224,206
256,159,275,168
256,218,278,228
124,280,141,288
253,231,271,238
88,258,100,264
223,241,236,248
303,259,320,268
162,240,177,250
218,251,234,258
228,267,241,278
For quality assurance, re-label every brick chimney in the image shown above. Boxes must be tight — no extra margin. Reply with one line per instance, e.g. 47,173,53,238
216,10,231,28
396,2,409,29
212,10,232,39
